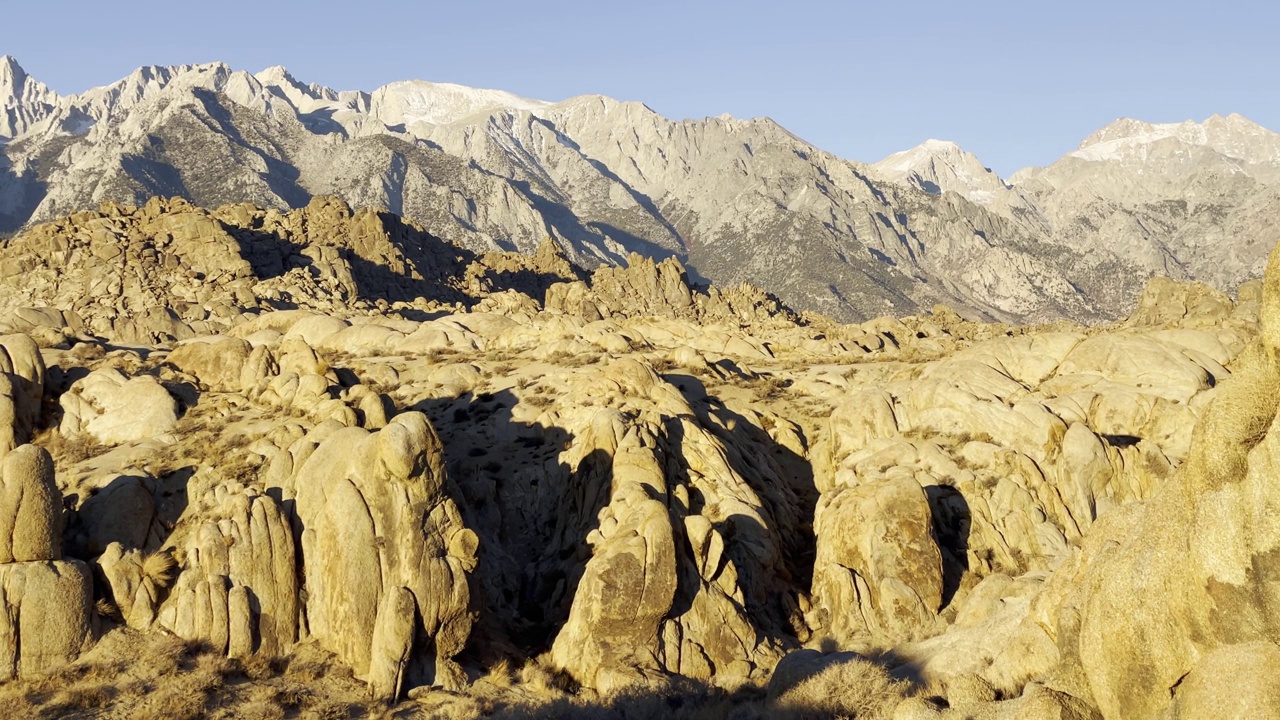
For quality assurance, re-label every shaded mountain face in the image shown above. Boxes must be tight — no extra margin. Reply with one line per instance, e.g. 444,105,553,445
0,58,1270,323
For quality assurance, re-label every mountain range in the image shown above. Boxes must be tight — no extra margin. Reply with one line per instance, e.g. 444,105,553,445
3,55,1278,324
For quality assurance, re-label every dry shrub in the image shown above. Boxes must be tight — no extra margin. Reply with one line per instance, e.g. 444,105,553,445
487,657,516,688
652,357,678,372
40,682,117,715
752,375,791,402
548,350,598,368
406,689,488,720
492,675,754,720
769,655,910,719
518,655,578,699
32,427,108,464
523,394,554,408
0,631,387,720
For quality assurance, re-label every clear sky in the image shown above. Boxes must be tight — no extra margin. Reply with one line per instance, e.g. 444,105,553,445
4,0,1276,176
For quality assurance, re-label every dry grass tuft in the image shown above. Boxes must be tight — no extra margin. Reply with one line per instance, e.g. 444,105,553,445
486,657,516,688
32,427,108,464
518,655,578,699
523,394,554,408
142,550,178,587
752,374,792,402
0,630,389,720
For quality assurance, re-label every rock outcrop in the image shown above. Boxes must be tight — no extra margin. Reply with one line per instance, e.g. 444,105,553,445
287,413,477,697
0,333,44,453
0,442,92,680
1034,241,1280,718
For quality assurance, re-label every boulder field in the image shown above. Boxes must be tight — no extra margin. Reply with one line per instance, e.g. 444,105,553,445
0,197,1272,718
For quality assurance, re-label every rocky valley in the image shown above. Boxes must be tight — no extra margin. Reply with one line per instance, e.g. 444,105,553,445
0,191,1270,719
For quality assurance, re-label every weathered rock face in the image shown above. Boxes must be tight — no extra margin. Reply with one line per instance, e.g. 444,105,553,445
808,474,944,647
1038,241,1280,718
414,356,815,694
1164,643,1280,720
157,481,298,658
166,336,253,393
0,333,44,453
0,196,459,343
548,423,680,692
0,444,61,563
0,560,93,681
0,424,92,680
545,252,798,329
805,319,1239,656
287,413,476,695
59,368,179,445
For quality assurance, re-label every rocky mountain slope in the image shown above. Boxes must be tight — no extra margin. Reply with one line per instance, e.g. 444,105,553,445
11,56,1261,326
877,113,1280,314
0,196,1272,718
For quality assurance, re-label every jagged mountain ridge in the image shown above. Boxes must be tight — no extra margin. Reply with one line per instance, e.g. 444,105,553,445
0,56,1271,323
878,113,1280,312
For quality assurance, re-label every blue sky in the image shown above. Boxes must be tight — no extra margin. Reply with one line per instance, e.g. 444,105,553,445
4,0,1276,176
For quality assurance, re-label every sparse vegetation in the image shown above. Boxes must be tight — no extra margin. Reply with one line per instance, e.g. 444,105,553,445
0,631,391,720
33,427,108,464
523,394,554,408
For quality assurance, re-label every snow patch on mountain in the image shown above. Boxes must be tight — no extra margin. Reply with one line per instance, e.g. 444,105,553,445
872,138,1010,205
369,80,549,128
1071,114,1280,165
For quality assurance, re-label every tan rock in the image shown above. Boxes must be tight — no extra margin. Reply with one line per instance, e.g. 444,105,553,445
291,413,475,691
808,473,943,646
0,444,60,563
0,560,93,681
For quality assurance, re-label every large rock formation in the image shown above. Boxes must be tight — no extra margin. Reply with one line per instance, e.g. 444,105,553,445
1036,240,1280,717
286,413,477,696
0,442,92,680
0,334,44,453
156,482,298,659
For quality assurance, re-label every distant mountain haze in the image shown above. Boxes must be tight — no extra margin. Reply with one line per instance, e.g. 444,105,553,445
3,56,1274,323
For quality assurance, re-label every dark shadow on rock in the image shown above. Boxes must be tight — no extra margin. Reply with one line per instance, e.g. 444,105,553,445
121,152,189,201
405,389,609,663
294,107,347,137
505,178,682,268
0,143,47,234
62,472,159,560
660,372,820,644
151,465,196,535
191,88,311,209
875,647,929,687
924,484,970,610
220,208,579,308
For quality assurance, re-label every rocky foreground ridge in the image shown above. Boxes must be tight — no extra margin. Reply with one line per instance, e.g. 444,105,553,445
0,197,1272,718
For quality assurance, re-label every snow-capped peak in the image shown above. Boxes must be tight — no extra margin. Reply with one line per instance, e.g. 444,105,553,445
1071,114,1280,165
369,80,549,127
255,65,294,85
875,139,970,172
872,139,1008,204
253,65,338,109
